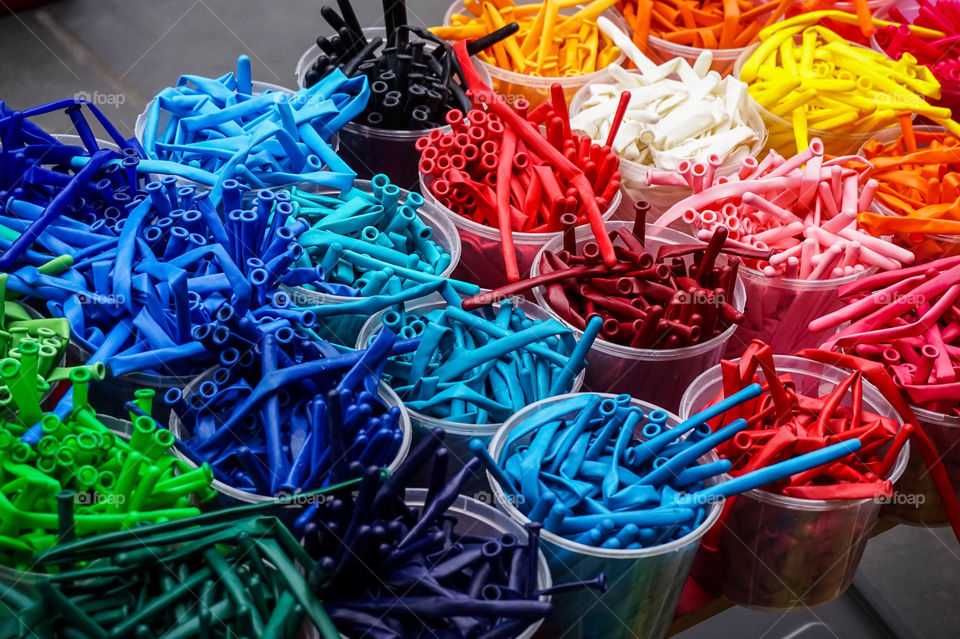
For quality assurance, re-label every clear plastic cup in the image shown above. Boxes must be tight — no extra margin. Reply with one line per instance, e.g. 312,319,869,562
530,223,746,411
53,133,120,152
134,81,342,191
789,0,897,48
421,171,622,290
487,393,723,639
0,562,41,600
295,28,492,192
645,0,780,77
442,0,630,109
646,37,754,78
680,356,910,611
281,178,463,346
134,80,294,142
403,488,553,639
856,125,960,259
330,120,436,193
567,69,767,215
834,0,898,19
168,369,412,506
732,42,911,157
732,263,875,357
882,405,960,526
355,297,585,493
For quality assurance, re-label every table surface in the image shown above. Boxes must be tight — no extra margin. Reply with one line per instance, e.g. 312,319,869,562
1,1,959,637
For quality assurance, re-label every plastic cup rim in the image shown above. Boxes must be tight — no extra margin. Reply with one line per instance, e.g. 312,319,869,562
909,403,960,428
737,261,876,291
645,33,759,59
53,134,121,153
341,118,450,141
